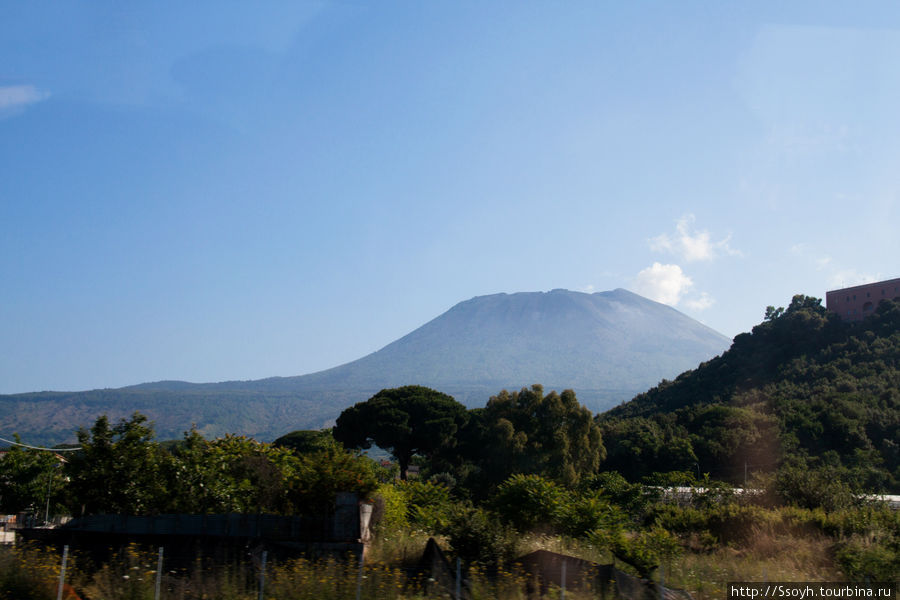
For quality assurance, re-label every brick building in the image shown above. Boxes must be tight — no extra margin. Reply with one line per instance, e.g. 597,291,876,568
825,277,900,321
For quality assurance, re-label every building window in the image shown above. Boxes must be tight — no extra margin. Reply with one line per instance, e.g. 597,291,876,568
864,302,874,312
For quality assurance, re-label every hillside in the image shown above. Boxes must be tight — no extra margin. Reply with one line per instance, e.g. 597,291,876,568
0,289,730,445
598,295,900,492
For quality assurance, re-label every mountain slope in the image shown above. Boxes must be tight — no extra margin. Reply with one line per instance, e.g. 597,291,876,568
0,289,730,445
270,288,729,391
598,295,900,492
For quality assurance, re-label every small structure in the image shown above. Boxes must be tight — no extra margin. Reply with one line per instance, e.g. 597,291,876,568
826,277,900,321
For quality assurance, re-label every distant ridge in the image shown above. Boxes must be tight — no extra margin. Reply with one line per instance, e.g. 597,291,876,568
0,289,731,445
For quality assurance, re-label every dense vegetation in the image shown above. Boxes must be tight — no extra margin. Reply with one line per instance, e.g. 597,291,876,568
600,295,900,493
0,414,380,518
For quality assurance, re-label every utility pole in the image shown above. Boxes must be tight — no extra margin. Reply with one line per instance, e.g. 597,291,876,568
44,466,53,524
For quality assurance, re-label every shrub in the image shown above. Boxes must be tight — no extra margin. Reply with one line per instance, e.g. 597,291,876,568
774,466,857,512
835,537,900,582
443,505,519,570
398,479,454,532
583,471,659,523
490,473,571,532
560,493,628,538
372,483,408,534
589,527,681,578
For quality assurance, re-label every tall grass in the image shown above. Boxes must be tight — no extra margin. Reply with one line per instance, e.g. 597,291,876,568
2,502,896,600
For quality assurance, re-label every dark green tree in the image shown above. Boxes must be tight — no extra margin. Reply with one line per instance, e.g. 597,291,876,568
65,413,171,515
273,429,337,454
462,385,605,491
333,386,467,480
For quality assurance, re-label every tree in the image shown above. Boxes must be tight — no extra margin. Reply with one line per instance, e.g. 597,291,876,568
0,436,67,516
286,442,379,514
273,429,337,454
462,385,605,491
167,430,299,514
333,386,467,480
65,413,171,515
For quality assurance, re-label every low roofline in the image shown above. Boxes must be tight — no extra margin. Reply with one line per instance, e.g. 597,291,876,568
826,277,900,294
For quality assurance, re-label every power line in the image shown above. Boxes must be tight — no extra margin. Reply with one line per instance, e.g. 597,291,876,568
0,437,81,452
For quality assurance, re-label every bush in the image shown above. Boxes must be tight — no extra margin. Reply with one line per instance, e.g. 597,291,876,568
774,466,857,512
835,537,900,582
443,505,519,570
583,472,660,523
398,479,454,532
589,527,681,578
704,503,774,544
560,493,628,538
372,483,408,534
490,473,571,532
651,504,709,535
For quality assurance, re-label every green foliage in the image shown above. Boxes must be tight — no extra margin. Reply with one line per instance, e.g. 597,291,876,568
589,527,681,578
333,386,468,480
284,442,379,515
490,473,572,532
581,471,660,523
272,429,337,454
443,505,519,569
65,413,172,515
773,465,858,512
599,296,900,492
562,491,629,538
167,430,301,514
0,436,67,515
835,537,900,582
372,482,408,533
599,417,696,480
397,479,454,532
60,413,376,517
458,385,605,494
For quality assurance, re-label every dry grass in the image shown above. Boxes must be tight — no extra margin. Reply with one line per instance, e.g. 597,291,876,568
1,517,886,600
665,527,840,600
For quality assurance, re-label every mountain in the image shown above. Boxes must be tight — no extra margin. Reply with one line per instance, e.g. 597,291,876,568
0,288,731,445
597,295,900,492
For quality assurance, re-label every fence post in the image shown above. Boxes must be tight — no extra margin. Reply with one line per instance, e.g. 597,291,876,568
560,559,566,600
155,547,164,600
258,550,267,600
56,545,69,600
355,546,365,600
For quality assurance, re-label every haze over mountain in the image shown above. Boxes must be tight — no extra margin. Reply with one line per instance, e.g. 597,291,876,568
0,289,730,445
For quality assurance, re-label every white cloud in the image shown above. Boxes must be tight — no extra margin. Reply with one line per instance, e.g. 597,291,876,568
650,215,740,262
633,263,693,306
579,284,596,293
0,85,49,115
789,244,879,289
685,292,715,311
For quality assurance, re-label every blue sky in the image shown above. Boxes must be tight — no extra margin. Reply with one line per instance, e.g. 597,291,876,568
2,2,899,393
